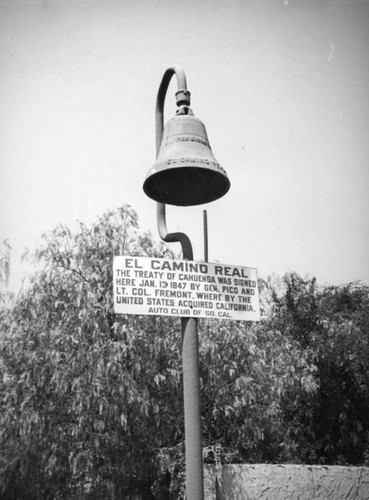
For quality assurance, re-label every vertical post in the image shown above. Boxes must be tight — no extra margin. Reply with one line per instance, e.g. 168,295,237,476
179,214,203,500
181,317,203,500
203,210,212,443
203,210,208,263
155,67,204,500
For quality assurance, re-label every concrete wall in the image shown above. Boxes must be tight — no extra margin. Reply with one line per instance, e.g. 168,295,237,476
204,464,369,500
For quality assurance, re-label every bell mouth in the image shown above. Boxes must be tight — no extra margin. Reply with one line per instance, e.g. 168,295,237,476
143,166,230,206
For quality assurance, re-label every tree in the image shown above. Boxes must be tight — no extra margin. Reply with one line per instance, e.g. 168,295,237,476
0,206,183,499
264,272,369,465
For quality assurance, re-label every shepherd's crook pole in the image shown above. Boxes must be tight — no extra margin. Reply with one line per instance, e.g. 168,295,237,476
155,66,204,500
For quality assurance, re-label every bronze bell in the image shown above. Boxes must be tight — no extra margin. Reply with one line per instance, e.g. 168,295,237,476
143,113,230,206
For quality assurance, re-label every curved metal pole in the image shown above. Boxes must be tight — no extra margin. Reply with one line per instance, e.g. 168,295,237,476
155,66,187,155
157,203,193,260
155,66,204,500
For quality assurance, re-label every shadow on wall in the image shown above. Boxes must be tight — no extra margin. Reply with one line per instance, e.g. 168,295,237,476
204,464,369,500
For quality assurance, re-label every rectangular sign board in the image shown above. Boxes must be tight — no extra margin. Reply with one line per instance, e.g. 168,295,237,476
113,256,260,321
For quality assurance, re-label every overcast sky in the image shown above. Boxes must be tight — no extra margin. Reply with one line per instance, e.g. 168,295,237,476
1,0,368,291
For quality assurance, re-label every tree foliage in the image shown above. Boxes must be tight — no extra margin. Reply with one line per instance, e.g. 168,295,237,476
1,207,368,498
267,273,369,465
0,207,181,499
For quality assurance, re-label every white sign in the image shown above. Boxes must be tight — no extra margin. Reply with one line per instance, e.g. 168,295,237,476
113,257,260,321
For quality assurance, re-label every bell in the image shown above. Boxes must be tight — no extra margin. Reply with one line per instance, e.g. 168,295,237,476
143,114,230,206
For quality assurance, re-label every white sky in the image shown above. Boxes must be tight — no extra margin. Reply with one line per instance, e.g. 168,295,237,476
1,0,368,291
